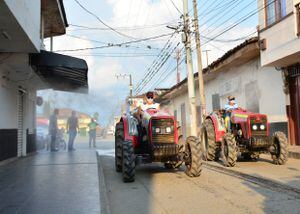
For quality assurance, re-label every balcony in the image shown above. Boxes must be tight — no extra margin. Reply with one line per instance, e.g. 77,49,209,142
259,1,300,67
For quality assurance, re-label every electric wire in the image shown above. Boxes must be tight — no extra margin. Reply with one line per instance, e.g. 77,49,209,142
169,0,183,15
55,32,174,52
74,0,138,40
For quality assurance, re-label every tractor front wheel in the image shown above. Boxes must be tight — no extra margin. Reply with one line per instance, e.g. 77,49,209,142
184,136,202,177
164,131,185,170
271,132,288,165
122,140,136,182
222,133,237,167
115,122,124,172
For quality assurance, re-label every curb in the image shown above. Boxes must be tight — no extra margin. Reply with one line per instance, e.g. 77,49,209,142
96,152,111,214
289,151,300,160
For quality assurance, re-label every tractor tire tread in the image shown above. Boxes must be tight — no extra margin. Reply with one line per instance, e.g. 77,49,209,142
272,131,288,165
185,136,202,177
203,119,219,161
122,140,135,182
222,133,237,167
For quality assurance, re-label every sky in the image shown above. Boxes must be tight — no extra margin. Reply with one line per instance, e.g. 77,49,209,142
38,0,259,125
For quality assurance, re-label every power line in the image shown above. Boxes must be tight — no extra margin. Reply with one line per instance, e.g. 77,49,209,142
68,22,177,31
169,0,183,15
68,54,158,58
135,42,180,94
66,34,162,51
55,32,174,52
73,0,138,40
134,32,178,91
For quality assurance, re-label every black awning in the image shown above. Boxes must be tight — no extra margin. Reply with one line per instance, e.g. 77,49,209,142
30,50,88,93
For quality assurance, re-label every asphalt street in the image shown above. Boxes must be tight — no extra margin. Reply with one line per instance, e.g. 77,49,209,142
97,139,300,214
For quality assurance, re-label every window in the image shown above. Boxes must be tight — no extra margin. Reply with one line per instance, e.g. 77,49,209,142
265,0,286,26
212,94,221,111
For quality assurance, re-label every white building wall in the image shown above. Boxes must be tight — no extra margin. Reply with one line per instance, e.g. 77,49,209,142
0,67,37,157
166,57,286,137
258,0,300,66
0,70,18,129
4,0,41,52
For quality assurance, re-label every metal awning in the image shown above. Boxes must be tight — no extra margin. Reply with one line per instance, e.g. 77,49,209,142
30,50,88,93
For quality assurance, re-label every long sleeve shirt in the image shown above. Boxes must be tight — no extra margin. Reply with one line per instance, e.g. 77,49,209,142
224,103,238,110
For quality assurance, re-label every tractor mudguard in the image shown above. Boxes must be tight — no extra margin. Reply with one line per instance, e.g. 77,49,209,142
205,112,226,142
120,116,138,147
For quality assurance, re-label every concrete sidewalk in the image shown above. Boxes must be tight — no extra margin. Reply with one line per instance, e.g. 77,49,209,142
289,146,300,159
0,147,101,214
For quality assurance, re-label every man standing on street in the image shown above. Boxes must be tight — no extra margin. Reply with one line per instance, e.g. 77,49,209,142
88,118,98,148
49,109,59,152
67,111,79,151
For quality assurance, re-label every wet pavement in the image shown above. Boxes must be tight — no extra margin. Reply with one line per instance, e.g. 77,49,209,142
0,141,101,214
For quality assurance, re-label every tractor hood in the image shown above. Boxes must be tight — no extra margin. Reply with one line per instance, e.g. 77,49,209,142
231,109,267,123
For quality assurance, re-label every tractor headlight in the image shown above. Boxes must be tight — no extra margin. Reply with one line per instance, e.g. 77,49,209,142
260,124,266,130
166,127,172,133
252,125,258,131
155,127,161,134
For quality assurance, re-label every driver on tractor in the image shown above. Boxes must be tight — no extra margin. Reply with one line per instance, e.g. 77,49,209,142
133,91,160,143
224,95,239,132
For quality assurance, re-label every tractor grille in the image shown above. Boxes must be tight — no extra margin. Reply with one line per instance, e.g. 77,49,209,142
151,118,175,144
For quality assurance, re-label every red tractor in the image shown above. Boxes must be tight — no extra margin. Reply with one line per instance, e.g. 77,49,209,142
202,108,288,167
115,109,202,182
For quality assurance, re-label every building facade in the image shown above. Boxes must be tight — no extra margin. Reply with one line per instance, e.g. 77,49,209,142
257,0,300,145
0,0,88,162
160,38,287,140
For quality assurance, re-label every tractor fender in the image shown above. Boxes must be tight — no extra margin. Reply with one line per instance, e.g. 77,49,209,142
205,113,226,142
120,116,138,147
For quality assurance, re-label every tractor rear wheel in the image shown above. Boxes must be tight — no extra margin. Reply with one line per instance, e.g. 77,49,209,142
122,140,135,182
202,119,219,161
184,136,202,177
115,122,124,172
271,132,288,165
222,133,237,167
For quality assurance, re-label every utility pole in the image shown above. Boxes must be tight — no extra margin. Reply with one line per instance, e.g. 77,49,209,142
182,0,198,137
202,49,211,67
116,74,133,112
116,73,133,99
174,49,181,84
192,0,206,124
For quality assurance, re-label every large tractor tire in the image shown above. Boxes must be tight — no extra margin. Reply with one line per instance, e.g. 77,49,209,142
184,136,202,177
115,122,124,172
271,132,288,165
122,140,136,182
222,133,238,167
202,119,219,161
